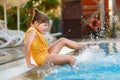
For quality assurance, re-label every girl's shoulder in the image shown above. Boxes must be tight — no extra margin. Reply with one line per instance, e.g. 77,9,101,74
24,27,37,43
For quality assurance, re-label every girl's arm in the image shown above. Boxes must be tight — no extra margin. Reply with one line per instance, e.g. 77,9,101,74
24,31,38,68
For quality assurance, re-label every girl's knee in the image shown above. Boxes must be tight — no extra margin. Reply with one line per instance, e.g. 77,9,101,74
59,37,68,43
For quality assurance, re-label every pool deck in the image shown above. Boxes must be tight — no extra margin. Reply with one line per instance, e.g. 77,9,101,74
0,46,31,80
0,38,120,80
0,46,24,65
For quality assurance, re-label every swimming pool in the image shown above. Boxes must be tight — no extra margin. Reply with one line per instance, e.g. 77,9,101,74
43,42,120,80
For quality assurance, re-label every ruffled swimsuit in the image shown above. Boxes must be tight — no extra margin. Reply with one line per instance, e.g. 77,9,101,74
24,27,49,66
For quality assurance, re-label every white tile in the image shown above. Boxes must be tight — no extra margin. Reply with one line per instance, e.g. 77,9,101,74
0,63,31,80
5,61,17,69
16,59,25,65
0,65,5,70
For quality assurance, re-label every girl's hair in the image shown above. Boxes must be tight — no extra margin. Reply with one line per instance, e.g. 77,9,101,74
31,8,49,25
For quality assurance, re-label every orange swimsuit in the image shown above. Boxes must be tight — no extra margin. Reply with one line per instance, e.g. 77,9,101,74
24,27,49,66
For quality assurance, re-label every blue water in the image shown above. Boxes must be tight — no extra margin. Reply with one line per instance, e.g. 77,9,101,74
43,42,120,80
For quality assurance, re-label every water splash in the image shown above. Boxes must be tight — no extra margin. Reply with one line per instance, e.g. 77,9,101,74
75,48,105,64
75,47,120,65
43,42,120,80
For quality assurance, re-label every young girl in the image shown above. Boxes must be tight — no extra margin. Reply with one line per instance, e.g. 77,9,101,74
24,8,86,68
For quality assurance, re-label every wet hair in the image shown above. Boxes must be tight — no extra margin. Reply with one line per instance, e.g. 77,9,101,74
31,8,49,25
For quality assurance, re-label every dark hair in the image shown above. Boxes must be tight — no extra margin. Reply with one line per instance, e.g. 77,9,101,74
31,8,49,24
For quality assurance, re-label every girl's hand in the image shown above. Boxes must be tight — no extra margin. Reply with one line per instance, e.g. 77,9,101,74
27,64,38,68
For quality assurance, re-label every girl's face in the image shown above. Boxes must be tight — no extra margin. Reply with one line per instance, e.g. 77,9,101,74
35,21,49,34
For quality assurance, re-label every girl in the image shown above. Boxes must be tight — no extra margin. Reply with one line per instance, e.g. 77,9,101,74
24,8,85,68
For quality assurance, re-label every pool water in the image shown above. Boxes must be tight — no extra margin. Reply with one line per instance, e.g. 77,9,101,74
43,42,120,80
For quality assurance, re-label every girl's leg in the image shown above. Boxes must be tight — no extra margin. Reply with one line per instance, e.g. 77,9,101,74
48,38,85,54
44,54,75,66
